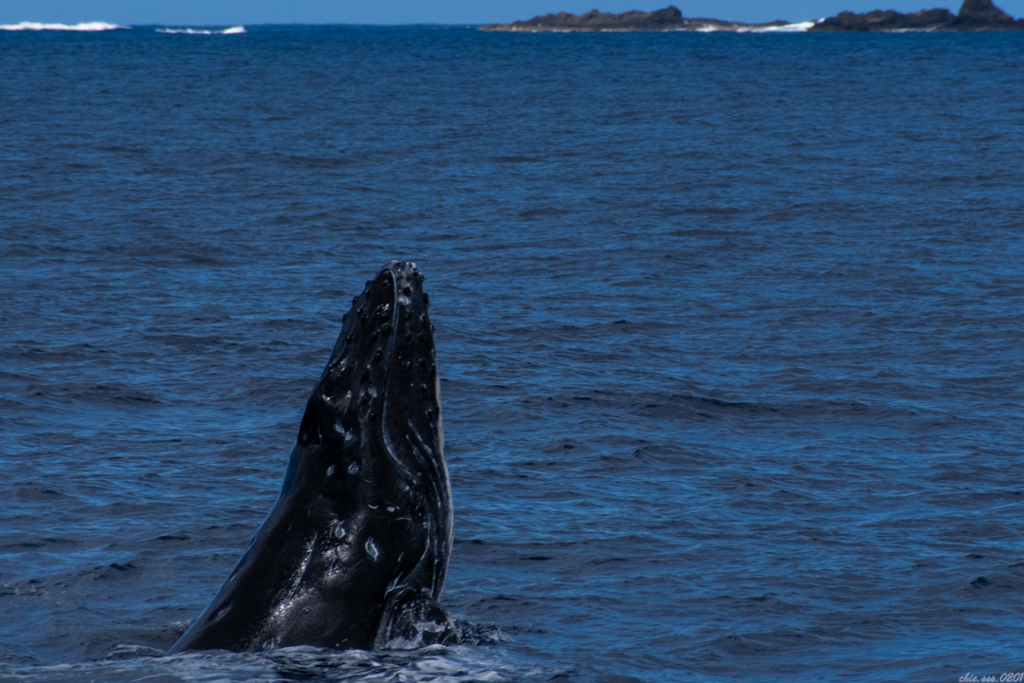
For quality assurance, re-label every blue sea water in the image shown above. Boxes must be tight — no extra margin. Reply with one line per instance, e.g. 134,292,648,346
1,23,1024,683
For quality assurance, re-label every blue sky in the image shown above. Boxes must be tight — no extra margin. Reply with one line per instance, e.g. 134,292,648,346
3,0,1023,27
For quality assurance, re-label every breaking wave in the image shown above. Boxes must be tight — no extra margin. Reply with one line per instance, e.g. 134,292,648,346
0,21,127,31
738,20,820,32
694,20,820,33
156,26,245,35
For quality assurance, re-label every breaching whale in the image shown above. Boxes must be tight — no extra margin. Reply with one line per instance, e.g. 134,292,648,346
168,261,457,653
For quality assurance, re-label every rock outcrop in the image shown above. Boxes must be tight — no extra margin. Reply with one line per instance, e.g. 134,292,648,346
810,8,955,31
957,0,1015,24
481,6,798,32
482,6,688,31
483,0,1024,33
809,0,1024,31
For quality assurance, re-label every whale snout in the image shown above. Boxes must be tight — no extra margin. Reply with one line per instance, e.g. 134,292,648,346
312,261,440,462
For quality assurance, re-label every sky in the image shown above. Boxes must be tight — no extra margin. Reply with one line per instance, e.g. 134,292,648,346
2,0,1023,27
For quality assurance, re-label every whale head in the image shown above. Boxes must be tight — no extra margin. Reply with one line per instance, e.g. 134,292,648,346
284,260,451,601
167,261,455,654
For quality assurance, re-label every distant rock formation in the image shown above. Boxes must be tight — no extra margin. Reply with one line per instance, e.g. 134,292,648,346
810,0,1024,31
810,8,955,31
482,0,1023,33
957,0,1015,24
482,6,688,31
480,5,798,32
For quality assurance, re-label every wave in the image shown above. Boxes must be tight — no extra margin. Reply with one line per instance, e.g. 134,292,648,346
0,21,127,31
738,20,820,33
694,20,820,33
156,26,245,35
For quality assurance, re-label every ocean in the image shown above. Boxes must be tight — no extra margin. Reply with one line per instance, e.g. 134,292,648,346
1,22,1023,683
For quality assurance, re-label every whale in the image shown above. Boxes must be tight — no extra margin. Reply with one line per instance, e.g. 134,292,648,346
168,261,457,653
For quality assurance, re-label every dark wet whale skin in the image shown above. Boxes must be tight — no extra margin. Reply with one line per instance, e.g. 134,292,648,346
168,261,455,653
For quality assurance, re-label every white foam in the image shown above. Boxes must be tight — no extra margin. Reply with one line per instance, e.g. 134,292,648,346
738,20,818,33
156,25,246,35
0,21,127,31
694,19,819,33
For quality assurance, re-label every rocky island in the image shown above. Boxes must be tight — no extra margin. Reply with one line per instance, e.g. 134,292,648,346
810,0,1024,30
481,0,1024,32
480,5,802,32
